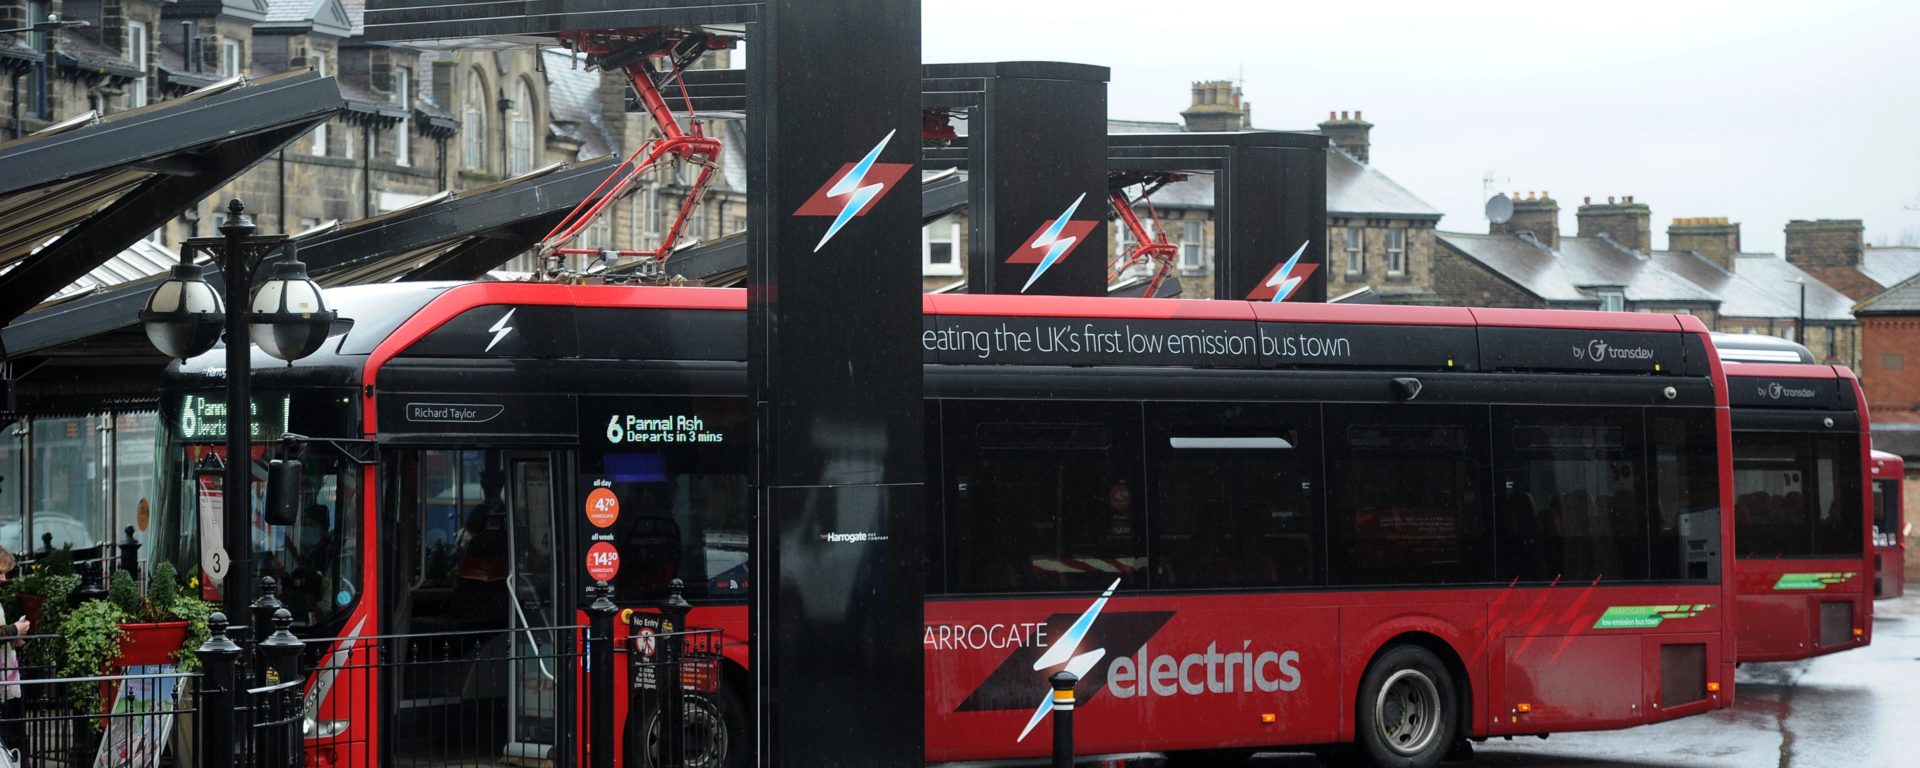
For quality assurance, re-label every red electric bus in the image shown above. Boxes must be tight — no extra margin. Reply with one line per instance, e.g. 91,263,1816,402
152,283,1736,768
1871,450,1906,599
1710,333,1873,662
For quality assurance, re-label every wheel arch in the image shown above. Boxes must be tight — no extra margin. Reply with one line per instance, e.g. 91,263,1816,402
1353,631,1474,745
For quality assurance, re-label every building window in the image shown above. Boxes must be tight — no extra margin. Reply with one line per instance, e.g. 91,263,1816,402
462,71,488,171
1882,353,1904,371
221,40,242,78
1345,227,1364,275
1386,228,1407,276
394,67,412,168
310,55,328,156
643,186,662,240
924,215,961,276
509,79,535,175
1598,290,1625,312
127,21,149,108
1179,220,1207,274
143,227,165,246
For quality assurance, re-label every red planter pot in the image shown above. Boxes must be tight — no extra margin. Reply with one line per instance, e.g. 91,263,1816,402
116,620,190,667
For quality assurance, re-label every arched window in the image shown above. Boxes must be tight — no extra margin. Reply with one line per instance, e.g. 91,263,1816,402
509,78,535,175
462,70,489,171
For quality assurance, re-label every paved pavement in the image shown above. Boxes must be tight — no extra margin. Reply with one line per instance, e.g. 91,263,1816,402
1211,592,1920,768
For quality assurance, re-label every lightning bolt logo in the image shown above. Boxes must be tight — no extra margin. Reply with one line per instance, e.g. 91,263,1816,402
1016,578,1119,742
1264,241,1309,302
1019,193,1090,293
1246,240,1319,302
485,308,516,352
813,130,896,253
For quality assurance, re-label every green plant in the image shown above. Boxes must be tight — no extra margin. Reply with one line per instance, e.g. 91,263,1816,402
108,571,142,617
57,598,129,714
14,571,81,671
147,562,180,620
169,593,214,672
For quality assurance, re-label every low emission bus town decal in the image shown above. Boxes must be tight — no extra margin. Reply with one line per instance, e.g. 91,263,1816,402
1772,572,1856,590
1592,604,1713,630
925,579,1305,743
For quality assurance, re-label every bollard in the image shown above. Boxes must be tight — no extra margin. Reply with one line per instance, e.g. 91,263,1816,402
251,576,286,684
586,580,616,768
118,526,140,578
1050,671,1078,768
660,579,692,768
260,608,305,684
196,612,242,768
260,608,305,768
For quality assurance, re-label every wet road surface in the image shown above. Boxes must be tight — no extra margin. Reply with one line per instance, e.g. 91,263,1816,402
1209,592,1920,767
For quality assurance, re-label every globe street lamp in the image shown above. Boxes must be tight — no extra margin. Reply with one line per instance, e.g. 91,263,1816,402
141,198,334,631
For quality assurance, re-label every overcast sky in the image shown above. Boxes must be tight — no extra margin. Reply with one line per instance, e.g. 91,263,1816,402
920,0,1920,256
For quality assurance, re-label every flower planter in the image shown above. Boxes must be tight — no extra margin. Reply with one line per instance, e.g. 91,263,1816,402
115,620,190,667
18,592,43,630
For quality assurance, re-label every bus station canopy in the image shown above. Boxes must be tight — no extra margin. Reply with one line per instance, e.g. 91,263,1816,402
0,70,343,337
0,156,619,415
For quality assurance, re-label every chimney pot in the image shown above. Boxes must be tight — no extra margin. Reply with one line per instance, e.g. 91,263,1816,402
1328,111,1336,120
1340,110,1348,120
1355,110,1362,120
1608,196,1615,204
1584,196,1591,204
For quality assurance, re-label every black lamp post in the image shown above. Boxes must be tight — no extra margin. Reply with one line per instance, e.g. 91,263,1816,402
141,198,335,633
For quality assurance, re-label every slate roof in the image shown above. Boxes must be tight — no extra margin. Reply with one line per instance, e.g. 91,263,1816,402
1647,249,1855,321
1801,265,1886,303
1862,246,1920,288
1856,270,1920,316
1327,149,1441,220
264,0,321,23
541,48,615,161
1435,232,1716,305
1872,423,1920,458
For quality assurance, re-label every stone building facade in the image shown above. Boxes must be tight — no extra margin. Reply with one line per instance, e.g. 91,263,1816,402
2,0,747,277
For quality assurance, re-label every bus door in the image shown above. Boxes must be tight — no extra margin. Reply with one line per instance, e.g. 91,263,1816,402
383,449,567,764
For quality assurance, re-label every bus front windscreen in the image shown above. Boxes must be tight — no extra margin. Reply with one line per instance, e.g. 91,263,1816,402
152,389,362,629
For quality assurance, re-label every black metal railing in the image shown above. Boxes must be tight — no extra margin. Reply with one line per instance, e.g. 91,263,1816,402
308,621,589,767
0,573,735,768
620,579,729,768
0,668,197,768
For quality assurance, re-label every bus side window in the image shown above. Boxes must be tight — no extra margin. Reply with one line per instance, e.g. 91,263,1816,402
941,400,1146,595
1493,407,1650,583
1648,410,1719,582
1145,403,1321,590
1326,404,1493,587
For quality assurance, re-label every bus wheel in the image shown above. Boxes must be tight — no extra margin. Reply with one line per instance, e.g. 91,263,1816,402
631,687,747,768
1355,645,1457,768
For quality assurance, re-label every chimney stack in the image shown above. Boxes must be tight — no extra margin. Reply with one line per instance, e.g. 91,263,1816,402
1493,190,1560,248
1317,109,1374,164
1668,217,1741,272
1577,196,1652,253
1783,219,1865,268
1181,80,1251,132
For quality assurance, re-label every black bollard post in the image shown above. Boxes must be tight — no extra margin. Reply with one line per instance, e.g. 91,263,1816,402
251,576,285,686
1050,671,1078,768
260,608,304,685
260,608,306,768
196,612,241,768
586,580,616,768
118,526,140,578
660,579,691,768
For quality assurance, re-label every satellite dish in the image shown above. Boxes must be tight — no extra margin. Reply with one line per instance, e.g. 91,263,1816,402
1485,193,1514,225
